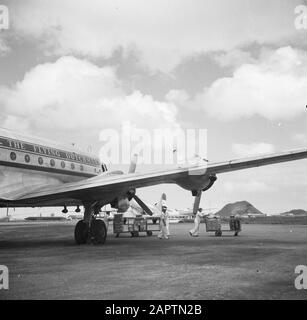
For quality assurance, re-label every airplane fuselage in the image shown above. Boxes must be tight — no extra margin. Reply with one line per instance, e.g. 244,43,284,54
0,128,106,205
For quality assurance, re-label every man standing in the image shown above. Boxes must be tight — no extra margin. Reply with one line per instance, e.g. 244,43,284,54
165,205,170,238
189,208,203,237
158,203,169,239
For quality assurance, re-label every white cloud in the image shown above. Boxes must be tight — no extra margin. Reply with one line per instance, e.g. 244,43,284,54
214,49,255,68
292,133,307,144
197,47,307,121
165,89,190,106
0,39,10,56
232,142,275,157
223,180,276,193
0,56,179,132
8,0,299,71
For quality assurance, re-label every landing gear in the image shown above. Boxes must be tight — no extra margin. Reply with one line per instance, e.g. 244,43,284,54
74,202,108,245
90,219,107,244
74,220,89,244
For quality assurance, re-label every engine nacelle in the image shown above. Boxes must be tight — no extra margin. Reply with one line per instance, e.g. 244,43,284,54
176,174,217,192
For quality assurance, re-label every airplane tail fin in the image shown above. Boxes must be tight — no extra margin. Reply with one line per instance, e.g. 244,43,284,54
156,193,167,211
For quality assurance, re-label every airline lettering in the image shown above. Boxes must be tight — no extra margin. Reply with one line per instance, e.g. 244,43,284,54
0,137,99,166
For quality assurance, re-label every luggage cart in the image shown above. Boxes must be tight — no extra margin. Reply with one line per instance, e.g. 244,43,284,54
113,214,161,237
205,216,241,236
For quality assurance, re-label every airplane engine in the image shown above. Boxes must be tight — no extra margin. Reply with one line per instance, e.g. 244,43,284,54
117,197,130,212
176,174,217,192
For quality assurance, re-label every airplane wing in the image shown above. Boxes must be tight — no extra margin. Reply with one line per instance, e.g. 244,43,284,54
2,148,307,207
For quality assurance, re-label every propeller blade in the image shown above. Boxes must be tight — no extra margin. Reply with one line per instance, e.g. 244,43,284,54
128,154,138,173
193,191,202,215
132,195,154,216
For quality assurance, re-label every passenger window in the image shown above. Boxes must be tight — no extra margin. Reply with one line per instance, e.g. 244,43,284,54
10,152,17,161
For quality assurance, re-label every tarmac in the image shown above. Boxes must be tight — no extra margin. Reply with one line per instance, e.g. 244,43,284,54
0,221,306,300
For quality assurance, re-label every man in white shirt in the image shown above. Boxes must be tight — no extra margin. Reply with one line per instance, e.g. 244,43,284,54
189,208,203,237
158,203,169,239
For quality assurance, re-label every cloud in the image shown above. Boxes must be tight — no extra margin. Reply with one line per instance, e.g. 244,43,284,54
292,133,307,144
196,47,307,121
165,89,190,106
0,56,179,132
0,39,10,56
214,49,256,68
232,142,275,157
223,180,276,193
7,0,300,71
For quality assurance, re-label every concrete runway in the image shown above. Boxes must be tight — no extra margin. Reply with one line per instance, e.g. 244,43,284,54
0,221,306,300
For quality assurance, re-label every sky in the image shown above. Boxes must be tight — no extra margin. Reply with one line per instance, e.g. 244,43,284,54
0,0,307,216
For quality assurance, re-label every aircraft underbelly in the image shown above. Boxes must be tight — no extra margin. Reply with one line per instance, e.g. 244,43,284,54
0,165,83,200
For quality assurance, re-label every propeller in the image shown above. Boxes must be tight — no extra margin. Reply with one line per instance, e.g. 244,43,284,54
132,194,154,216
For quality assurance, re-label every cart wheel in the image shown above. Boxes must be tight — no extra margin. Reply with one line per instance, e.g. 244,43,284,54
215,230,222,237
147,231,153,236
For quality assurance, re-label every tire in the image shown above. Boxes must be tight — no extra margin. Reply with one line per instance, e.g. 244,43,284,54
74,220,89,244
90,219,107,245
147,231,153,236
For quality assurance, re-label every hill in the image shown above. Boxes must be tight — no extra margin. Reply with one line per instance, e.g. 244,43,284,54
279,209,307,216
215,201,264,217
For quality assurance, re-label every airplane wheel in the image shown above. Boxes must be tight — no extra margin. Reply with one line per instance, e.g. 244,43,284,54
90,219,107,245
75,220,89,244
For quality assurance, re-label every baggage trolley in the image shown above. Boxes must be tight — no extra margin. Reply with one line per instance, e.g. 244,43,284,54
113,214,161,237
205,216,241,236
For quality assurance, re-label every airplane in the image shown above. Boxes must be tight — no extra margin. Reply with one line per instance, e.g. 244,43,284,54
0,126,306,245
